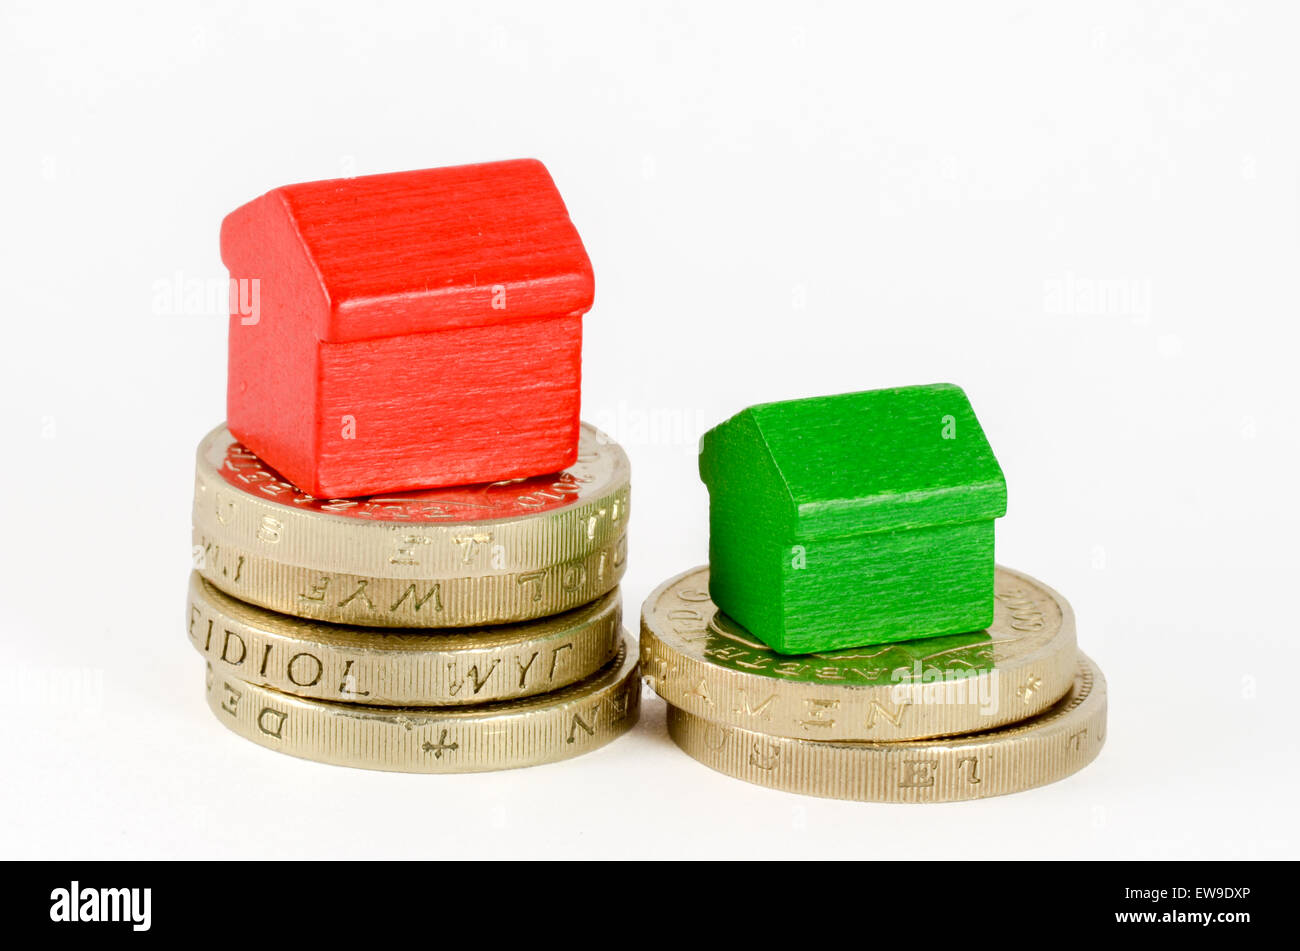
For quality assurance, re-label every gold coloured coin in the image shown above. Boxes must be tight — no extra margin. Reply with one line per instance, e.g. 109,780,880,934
666,653,1106,802
195,535,626,629
641,565,1077,741
192,422,630,626
188,573,622,706
203,639,640,773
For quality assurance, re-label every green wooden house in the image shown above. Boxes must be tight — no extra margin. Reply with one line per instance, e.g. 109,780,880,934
698,384,1007,654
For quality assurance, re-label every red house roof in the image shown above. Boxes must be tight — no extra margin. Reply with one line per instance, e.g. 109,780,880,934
220,159,594,343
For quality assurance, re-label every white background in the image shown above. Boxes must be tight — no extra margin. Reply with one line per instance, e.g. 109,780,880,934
2,1,1296,860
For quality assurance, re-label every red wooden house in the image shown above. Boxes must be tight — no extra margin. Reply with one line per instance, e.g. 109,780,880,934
220,159,595,498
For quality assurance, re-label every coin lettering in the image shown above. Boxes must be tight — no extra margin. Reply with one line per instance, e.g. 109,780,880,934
203,643,640,773
194,422,630,627
257,708,287,738
898,760,939,788
188,574,622,706
664,656,1107,802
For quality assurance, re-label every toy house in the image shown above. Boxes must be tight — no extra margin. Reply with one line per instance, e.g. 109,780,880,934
220,159,594,497
698,384,1007,653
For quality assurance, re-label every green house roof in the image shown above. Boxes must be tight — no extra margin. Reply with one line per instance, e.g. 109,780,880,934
699,384,1006,539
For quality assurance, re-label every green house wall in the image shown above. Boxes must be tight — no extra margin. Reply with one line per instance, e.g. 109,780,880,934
700,385,1005,654
709,514,996,654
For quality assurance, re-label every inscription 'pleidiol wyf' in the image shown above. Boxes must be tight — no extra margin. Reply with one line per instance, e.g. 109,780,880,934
188,573,623,706
289,536,626,620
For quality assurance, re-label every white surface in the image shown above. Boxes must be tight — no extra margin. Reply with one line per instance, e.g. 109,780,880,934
1,1,1297,860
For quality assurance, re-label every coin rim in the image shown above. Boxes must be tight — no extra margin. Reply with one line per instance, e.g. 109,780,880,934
189,572,623,705
203,637,642,773
193,421,632,579
194,530,627,627
640,563,1078,741
665,652,1107,802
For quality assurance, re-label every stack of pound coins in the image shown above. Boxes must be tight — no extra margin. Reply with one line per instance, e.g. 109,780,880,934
641,565,1106,802
189,421,640,772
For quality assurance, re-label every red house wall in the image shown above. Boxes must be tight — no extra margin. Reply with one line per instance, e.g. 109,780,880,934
314,315,582,496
